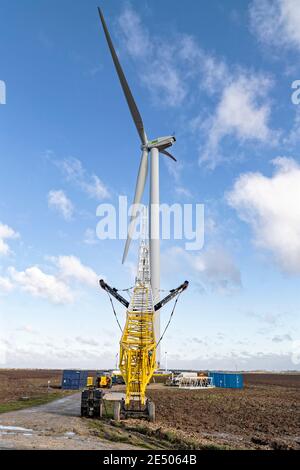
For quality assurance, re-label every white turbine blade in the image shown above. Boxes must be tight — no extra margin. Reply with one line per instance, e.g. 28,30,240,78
98,7,147,145
160,148,177,162
122,150,148,263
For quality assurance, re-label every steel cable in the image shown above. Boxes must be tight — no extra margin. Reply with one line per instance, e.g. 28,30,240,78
156,293,182,348
106,292,123,333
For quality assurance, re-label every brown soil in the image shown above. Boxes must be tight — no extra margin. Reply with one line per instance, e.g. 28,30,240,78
243,372,300,388
145,373,300,450
0,369,62,403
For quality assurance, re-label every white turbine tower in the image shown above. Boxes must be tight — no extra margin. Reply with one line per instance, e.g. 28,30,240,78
98,8,176,366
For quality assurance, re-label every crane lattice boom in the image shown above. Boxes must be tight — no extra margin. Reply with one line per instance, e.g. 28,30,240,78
120,240,156,405
99,214,188,409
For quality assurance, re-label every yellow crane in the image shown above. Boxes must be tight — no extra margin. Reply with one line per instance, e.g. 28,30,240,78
119,240,156,410
100,235,188,421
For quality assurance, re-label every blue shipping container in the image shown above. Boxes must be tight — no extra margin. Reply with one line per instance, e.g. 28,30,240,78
61,370,89,390
208,372,243,389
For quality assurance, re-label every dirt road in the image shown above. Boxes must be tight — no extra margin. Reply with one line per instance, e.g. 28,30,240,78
0,393,138,450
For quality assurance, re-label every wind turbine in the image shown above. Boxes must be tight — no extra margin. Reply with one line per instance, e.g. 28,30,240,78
98,7,176,365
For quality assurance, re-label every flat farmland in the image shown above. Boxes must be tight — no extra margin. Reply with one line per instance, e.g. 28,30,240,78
0,369,63,410
145,373,300,449
0,370,299,449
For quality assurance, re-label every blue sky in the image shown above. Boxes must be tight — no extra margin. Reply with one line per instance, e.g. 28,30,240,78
0,0,300,370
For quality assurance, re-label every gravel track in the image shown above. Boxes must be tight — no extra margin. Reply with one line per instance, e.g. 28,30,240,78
0,393,139,450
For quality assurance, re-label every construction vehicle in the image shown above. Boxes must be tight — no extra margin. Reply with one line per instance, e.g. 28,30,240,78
81,377,104,418
100,224,188,421
97,374,112,389
80,373,112,418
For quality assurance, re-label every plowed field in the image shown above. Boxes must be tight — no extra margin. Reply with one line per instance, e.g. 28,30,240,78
146,373,300,449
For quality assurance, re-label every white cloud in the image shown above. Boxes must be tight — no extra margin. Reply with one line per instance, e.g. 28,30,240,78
117,6,277,167
142,60,187,107
56,157,110,200
118,6,152,59
272,334,292,343
175,186,192,198
54,255,99,288
0,276,14,293
284,108,300,147
84,228,98,245
216,76,272,139
7,254,100,304
8,266,74,304
192,247,241,292
227,157,300,274
83,174,109,200
3,337,299,370
16,325,38,335
249,0,300,51
291,339,300,364
167,351,299,371
118,8,231,107
118,7,186,107
76,336,99,347
246,310,284,327
163,245,241,293
177,35,229,94
164,158,190,197
3,344,116,369
200,75,275,168
48,189,74,220
0,222,19,256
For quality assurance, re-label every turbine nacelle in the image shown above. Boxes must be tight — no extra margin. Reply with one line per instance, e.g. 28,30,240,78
146,136,176,151
145,136,177,162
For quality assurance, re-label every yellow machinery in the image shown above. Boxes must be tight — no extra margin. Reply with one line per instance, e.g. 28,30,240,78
85,374,112,389
86,376,94,387
98,375,112,389
119,245,156,407
81,376,103,418
80,374,112,418
100,237,188,421
120,287,156,405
